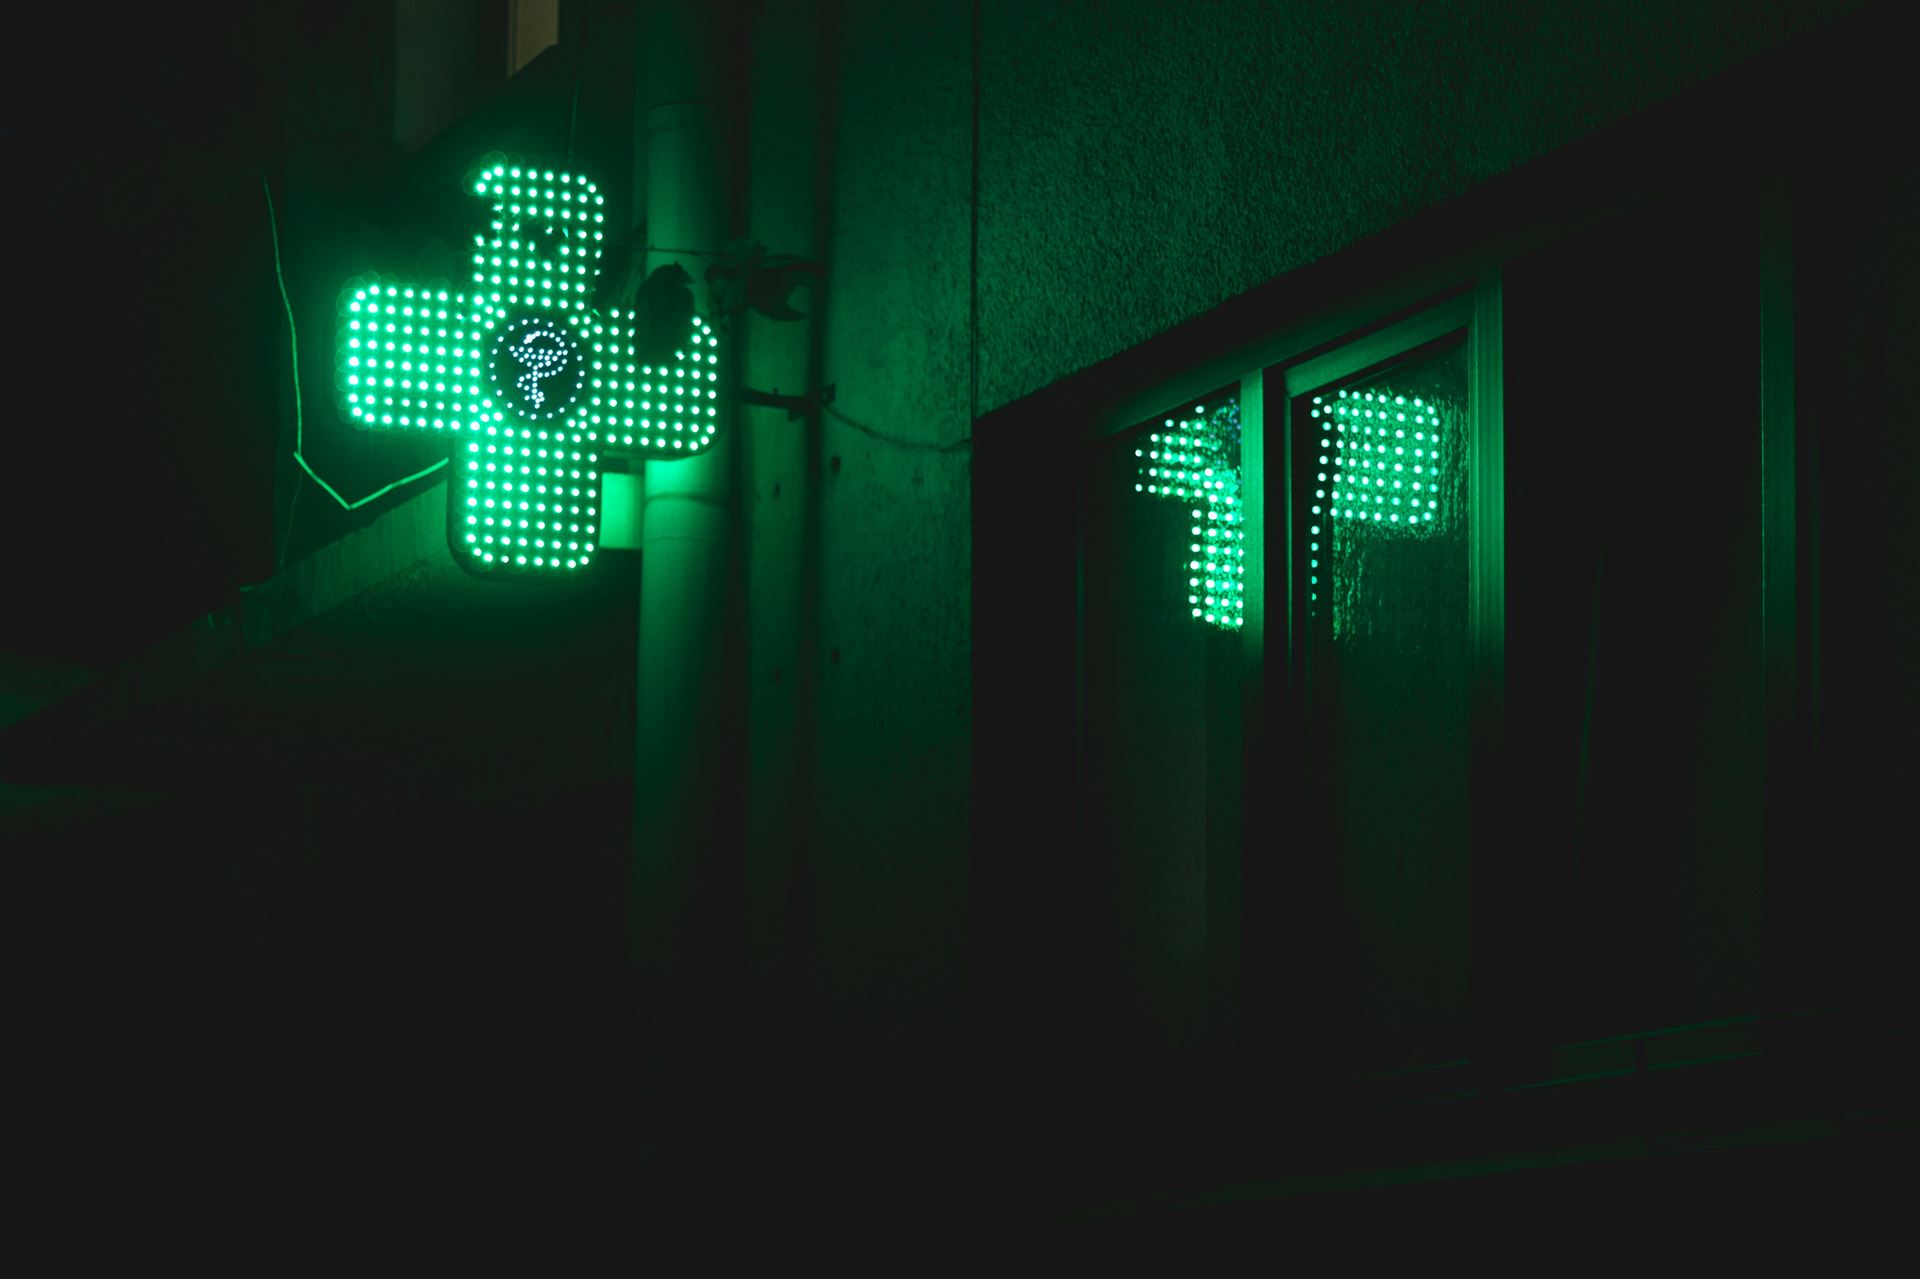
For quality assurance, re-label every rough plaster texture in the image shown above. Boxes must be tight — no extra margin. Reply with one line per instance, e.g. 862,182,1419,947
747,0,974,1030
976,0,1861,411
746,0,1860,1034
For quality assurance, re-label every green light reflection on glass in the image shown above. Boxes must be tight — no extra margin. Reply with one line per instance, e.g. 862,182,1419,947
1133,400,1245,631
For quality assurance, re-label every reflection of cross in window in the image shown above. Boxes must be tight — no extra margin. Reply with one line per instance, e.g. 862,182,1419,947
1133,400,1245,630
1301,371,1466,637
1317,389,1448,530
510,329,568,408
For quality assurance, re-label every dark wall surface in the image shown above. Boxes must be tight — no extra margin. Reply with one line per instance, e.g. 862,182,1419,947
974,0,1910,1175
732,0,1888,1069
12,1,1910,1234
13,2,600,668
974,0,1865,411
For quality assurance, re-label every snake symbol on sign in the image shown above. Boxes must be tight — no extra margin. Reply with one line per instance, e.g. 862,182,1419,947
336,155,723,578
511,329,569,409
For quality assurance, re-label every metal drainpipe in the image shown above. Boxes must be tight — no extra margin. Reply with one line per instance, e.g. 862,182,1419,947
631,0,731,1005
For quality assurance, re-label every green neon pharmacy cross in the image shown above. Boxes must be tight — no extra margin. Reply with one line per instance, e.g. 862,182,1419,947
336,155,721,577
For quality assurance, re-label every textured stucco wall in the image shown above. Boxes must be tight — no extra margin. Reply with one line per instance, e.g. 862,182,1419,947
745,0,1859,1038
808,1,973,1030
746,0,974,1036
977,0,1860,411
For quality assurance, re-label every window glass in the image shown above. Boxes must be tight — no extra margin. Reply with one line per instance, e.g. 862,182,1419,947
1080,388,1242,1043
1503,192,1761,1036
1296,337,1471,1074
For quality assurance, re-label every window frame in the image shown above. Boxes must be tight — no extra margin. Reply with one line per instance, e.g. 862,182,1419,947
1082,270,1506,1056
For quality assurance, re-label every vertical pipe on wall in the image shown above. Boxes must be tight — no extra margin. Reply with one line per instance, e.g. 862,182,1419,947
1467,271,1507,1078
631,0,733,1010
1757,170,1796,1024
742,0,835,1035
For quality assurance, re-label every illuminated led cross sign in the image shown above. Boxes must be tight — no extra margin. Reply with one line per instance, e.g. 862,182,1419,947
336,155,723,576
1133,401,1245,631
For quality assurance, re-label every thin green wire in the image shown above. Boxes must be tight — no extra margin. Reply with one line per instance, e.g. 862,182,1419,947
262,176,447,513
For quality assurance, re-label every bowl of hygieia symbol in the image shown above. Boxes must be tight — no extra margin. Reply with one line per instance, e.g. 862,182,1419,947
490,313,584,421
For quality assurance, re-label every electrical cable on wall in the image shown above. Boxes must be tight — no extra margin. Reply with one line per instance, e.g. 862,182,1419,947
824,402,969,454
636,240,969,453
260,175,448,558
255,177,961,590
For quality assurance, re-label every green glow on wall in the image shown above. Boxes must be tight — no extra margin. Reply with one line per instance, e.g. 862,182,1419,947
335,155,723,576
1133,400,1244,630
